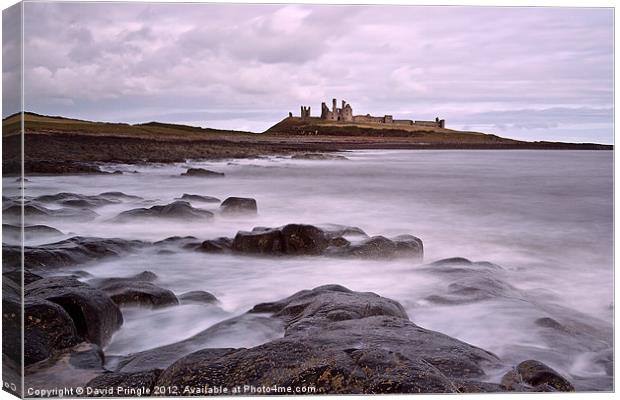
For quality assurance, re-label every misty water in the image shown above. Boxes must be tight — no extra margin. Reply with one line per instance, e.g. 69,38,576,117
10,150,613,390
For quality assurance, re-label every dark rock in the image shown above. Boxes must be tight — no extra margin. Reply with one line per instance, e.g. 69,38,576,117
69,344,105,370
22,298,82,366
13,236,145,269
180,168,225,177
501,360,575,392
88,271,176,308
219,197,257,215
320,224,368,239
3,224,65,243
25,277,123,347
425,273,518,305
153,236,201,250
98,192,143,201
85,370,162,396
155,285,500,394
113,201,213,221
232,224,329,255
291,153,348,160
3,203,98,222
178,291,218,305
198,237,233,253
177,193,221,203
342,235,423,260
3,269,43,285
102,282,178,309
430,257,473,267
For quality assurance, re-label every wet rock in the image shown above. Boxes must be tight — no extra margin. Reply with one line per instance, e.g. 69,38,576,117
198,237,233,253
178,291,218,305
342,234,423,260
153,236,201,250
88,271,177,308
14,236,145,269
425,276,517,305
155,285,500,394
98,192,143,201
3,269,43,285
291,153,348,160
3,203,99,222
3,223,65,243
320,224,368,239
25,277,123,347
22,298,82,366
113,201,213,221
177,193,221,203
101,282,178,309
232,224,329,255
501,360,575,392
180,168,225,177
430,257,473,267
219,197,257,215
85,369,162,396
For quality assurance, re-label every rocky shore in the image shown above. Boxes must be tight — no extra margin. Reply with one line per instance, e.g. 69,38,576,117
3,186,596,395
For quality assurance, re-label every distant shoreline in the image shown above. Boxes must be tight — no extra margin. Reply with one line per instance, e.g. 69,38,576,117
1,112,612,175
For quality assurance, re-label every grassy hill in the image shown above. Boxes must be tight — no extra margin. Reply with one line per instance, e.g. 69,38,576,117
2,112,255,139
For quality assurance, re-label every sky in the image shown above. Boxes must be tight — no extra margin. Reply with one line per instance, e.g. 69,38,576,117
2,2,614,143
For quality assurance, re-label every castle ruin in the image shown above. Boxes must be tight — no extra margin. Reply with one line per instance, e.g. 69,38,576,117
298,98,445,129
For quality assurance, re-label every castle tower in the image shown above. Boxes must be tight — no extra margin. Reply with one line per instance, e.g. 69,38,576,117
332,98,337,113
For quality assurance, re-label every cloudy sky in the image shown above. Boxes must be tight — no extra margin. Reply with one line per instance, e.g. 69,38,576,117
3,2,614,143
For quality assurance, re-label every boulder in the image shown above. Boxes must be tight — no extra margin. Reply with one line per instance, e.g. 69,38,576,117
3,223,65,243
177,194,221,203
219,197,257,215
12,236,145,270
155,285,502,394
85,370,163,397
500,360,575,392
502,360,575,392
24,298,82,366
198,237,233,253
88,271,177,308
341,234,423,260
101,282,178,309
178,291,218,305
232,224,329,255
25,277,123,347
3,203,99,222
113,201,213,221
180,168,225,178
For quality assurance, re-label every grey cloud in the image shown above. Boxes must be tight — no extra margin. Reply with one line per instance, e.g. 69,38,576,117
11,3,614,144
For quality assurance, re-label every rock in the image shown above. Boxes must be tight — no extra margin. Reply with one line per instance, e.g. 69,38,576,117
177,194,221,203
88,271,177,308
342,235,423,260
11,236,145,270
3,223,65,243
425,275,517,305
98,192,143,201
219,197,257,215
3,203,99,222
22,298,82,366
25,277,123,347
102,282,178,309
232,224,329,255
500,360,575,392
178,291,218,305
514,360,575,391
291,153,348,160
113,201,213,221
85,370,162,396
153,236,201,250
430,257,473,267
155,285,501,393
198,237,233,253
180,168,225,177
3,269,43,285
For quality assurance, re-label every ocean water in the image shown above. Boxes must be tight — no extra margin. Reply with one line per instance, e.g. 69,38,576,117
8,150,613,390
